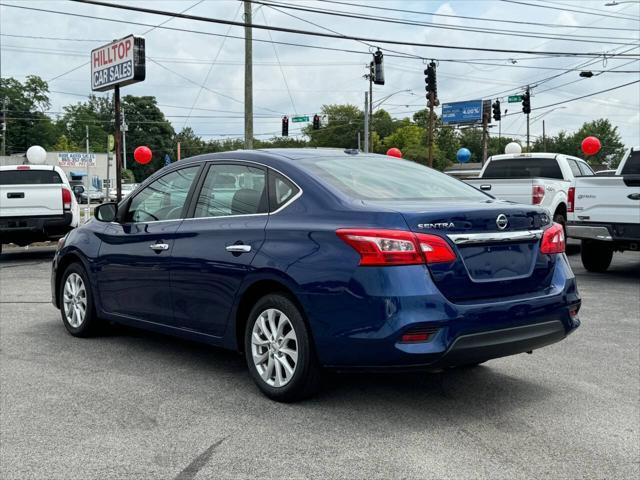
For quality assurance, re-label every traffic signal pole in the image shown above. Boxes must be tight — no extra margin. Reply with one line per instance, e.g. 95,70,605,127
364,91,369,153
428,92,434,168
369,62,373,151
244,1,253,150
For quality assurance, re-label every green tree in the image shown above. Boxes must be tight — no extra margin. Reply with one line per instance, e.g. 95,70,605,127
175,126,206,158
0,76,60,154
303,104,363,149
51,134,81,152
122,96,175,181
58,95,112,152
573,119,625,166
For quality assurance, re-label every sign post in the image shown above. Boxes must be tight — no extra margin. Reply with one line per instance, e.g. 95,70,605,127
91,35,145,201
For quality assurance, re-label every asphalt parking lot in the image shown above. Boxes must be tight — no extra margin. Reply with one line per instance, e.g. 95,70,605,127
0,246,638,479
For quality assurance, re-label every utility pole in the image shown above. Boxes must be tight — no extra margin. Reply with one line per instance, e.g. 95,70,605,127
357,131,361,152
369,61,373,151
85,125,91,220
522,86,531,152
424,61,438,168
1,99,7,157
114,85,122,202
244,1,253,150
121,108,128,170
543,119,546,152
482,99,491,164
363,91,369,153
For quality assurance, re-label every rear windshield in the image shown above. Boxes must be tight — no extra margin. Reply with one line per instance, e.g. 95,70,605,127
483,158,563,179
620,150,640,175
0,169,63,185
299,156,488,201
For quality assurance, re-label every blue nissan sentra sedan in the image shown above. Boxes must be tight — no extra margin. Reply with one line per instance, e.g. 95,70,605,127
51,149,580,401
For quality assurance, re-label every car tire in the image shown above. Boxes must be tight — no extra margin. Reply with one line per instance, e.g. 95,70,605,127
553,211,566,237
59,263,101,337
581,239,613,273
244,294,320,402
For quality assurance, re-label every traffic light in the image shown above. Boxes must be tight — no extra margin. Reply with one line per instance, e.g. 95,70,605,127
312,114,320,130
424,61,438,107
373,49,385,85
281,116,289,136
492,100,501,121
522,88,531,115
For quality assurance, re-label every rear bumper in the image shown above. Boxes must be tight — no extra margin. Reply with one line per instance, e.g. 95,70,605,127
305,254,580,369
567,221,640,242
0,213,73,243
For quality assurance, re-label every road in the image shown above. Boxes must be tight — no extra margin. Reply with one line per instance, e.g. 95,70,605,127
1,246,638,479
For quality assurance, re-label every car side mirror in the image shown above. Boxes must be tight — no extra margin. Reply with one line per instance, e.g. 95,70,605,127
73,185,85,195
95,202,118,222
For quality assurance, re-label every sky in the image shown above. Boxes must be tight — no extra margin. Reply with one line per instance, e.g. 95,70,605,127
1,0,639,148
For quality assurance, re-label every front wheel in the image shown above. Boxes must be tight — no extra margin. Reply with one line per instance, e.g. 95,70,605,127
244,294,320,402
581,240,613,273
59,263,101,336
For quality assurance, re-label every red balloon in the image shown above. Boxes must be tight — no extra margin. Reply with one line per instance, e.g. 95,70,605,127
581,136,601,156
386,147,402,158
134,146,153,165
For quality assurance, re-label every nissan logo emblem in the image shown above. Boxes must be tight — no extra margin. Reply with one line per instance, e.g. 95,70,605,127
496,214,508,230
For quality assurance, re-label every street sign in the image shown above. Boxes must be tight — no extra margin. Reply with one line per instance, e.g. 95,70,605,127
57,152,96,167
441,100,483,125
292,116,309,123
91,35,146,92
508,95,523,103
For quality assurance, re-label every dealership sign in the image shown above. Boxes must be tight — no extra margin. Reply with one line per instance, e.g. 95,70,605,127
441,100,484,125
58,152,96,167
91,35,146,91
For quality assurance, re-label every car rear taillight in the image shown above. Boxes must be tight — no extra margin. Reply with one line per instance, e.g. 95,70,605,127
336,229,456,266
567,187,575,213
540,222,565,254
62,187,72,211
532,185,545,205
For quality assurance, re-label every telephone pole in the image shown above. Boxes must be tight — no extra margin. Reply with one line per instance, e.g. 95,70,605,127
244,1,253,150
114,85,122,202
121,108,128,170
364,91,369,153
1,99,7,157
368,62,373,150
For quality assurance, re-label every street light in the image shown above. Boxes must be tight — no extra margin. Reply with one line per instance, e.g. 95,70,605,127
604,1,637,5
372,89,414,109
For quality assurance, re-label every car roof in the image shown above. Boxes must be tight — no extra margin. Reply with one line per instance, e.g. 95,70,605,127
179,148,370,166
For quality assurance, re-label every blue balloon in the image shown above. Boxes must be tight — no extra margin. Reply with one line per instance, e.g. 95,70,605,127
456,148,471,163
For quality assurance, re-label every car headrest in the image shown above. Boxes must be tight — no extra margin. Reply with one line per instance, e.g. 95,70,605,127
231,188,264,215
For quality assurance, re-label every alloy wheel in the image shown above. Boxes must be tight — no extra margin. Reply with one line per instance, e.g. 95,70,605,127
251,308,299,387
63,273,87,328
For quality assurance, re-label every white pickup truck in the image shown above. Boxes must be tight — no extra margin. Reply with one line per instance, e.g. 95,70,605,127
0,165,80,254
567,146,640,272
465,153,595,228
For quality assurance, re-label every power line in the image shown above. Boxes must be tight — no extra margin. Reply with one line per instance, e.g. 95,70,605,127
43,0,205,83
62,0,640,57
182,3,242,128
537,0,640,19
252,0,640,45
533,79,640,111
260,8,298,114
318,0,640,32
500,0,640,21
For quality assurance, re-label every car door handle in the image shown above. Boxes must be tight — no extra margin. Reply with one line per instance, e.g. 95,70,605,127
480,184,491,191
226,244,251,253
149,243,170,251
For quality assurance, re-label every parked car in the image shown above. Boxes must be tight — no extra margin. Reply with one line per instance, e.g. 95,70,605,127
74,186,106,204
51,149,581,401
0,165,79,254
465,153,595,229
567,146,640,272
108,183,138,201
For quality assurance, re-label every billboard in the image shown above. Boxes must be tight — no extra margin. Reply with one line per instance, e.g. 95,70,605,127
58,152,96,167
441,100,483,125
91,35,145,92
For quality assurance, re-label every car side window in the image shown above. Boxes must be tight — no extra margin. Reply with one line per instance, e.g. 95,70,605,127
578,161,594,176
125,166,199,223
194,164,267,218
269,171,300,212
566,159,582,177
